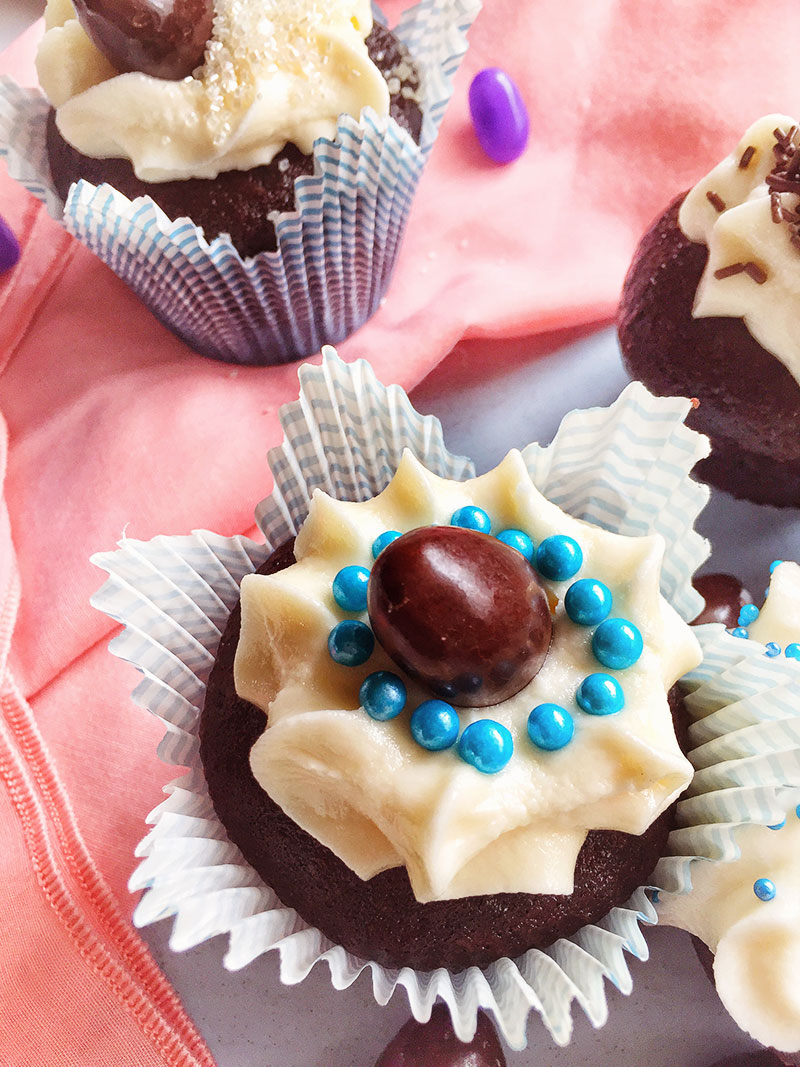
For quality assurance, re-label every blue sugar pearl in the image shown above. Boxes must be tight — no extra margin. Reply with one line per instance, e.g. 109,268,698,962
0,215,20,275
768,818,786,831
576,673,625,716
536,535,583,582
753,877,776,902
785,643,800,660
410,700,460,751
564,578,612,626
468,67,529,164
372,530,402,558
592,618,643,670
527,703,574,751
770,559,784,573
731,626,749,639
496,528,534,561
765,642,782,658
738,603,760,626
328,620,374,667
332,565,370,612
360,671,407,721
796,804,800,820
457,719,514,774
450,505,491,533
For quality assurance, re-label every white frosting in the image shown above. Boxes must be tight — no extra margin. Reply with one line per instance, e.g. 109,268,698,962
749,561,800,649
658,805,800,1053
234,451,699,903
37,0,390,182
679,114,800,387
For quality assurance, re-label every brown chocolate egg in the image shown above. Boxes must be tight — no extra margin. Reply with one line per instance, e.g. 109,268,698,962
73,0,215,80
367,526,552,708
374,1006,506,1067
692,573,754,628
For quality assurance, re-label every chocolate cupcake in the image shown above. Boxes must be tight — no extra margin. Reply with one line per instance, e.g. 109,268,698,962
0,0,480,364
618,116,800,507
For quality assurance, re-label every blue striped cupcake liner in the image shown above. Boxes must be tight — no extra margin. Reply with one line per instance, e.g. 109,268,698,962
89,351,746,1050
0,0,480,365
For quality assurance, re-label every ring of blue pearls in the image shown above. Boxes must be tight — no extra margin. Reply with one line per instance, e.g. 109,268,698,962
326,515,643,765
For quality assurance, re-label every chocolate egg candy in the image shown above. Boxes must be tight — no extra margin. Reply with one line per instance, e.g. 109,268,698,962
692,573,754,628
368,526,552,708
73,0,215,80
374,1006,506,1067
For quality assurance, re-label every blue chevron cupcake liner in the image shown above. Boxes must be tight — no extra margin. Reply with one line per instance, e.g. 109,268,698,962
0,0,480,365
91,351,729,1049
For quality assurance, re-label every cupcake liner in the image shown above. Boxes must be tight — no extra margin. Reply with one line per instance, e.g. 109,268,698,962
90,349,725,1049
0,0,480,365
654,627,800,896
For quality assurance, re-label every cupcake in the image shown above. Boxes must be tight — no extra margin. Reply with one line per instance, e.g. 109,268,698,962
0,0,480,364
617,115,800,507
92,349,717,1049
658,561,800,1063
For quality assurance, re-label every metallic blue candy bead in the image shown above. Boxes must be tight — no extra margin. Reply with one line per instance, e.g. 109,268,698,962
527,703,574,751
738,603,760,626
360,671,407,721
731,626,749,639
765,642,782,658
496,528,534,561
592,618,643,670
785,643,800,660
536,535,583,582
576,673,624,716
768,818,786,831
372,530,402,558
468,67,529,164
450,505,491,533
564,578,612,626
332,565,370,612
410,699,460,751
457,719,514,774
327,620,374,666
770,559,784,573
0,215,20,275
753,877,776,902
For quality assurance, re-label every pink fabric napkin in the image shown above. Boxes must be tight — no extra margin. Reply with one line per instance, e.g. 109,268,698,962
2,3,800,1063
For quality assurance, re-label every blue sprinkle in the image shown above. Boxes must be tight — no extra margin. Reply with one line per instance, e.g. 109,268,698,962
496,528,534,561
457,719,514,774
576,673,625,716
770,559,784,573
764,642,782,658
731,626,749,640
753,877,776,902
536,535,583,582
410,699,460,751
527,703,574,751
785,643,800,660
451,505,491,533
328,620,374,667
738,603,760,626
592,618,643,670
796,803,800,820
332,565,370,612
768,818,786,831
372,530,402,558
564,578,612,627
360,671,407,721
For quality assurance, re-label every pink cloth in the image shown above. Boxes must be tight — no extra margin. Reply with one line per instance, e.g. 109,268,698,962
2,3,799,1062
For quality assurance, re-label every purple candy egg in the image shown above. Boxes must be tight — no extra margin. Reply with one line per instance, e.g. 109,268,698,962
468,67,529,164
0,215,20,275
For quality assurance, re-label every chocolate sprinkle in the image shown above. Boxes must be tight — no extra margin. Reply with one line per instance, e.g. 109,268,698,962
706,190,726,213
743,261,768,284
738,145,756,169
714,263,746,280
766,125,800,250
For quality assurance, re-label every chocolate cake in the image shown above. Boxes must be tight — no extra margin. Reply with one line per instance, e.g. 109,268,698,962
46,23,423,258
199,542,687,973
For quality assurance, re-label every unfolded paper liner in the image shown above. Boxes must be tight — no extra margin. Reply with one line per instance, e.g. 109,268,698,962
654,626,800,898
92,349,716,1050
0,0,480,365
